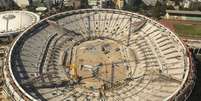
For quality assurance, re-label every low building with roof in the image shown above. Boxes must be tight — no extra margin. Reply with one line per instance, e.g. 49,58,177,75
13,0,30,8
113,0,124,9
165,10,201,21
142,0,158,6
88,0,102,8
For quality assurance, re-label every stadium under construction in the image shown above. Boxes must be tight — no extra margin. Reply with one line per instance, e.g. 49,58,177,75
0,9,196,101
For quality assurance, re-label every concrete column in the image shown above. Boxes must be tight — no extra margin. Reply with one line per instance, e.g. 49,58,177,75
198,48,201,55
8,35,13,42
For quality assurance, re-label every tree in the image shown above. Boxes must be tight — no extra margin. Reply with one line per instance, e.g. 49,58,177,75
81,0,89,9
152,1,166,19
123,0,143,12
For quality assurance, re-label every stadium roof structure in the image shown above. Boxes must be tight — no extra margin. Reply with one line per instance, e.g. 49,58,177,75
0,10,39,37
5,9,195,101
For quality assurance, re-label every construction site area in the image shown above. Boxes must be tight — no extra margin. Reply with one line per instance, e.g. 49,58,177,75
0,9,196,101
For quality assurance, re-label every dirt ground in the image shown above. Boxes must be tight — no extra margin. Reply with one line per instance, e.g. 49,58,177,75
71,39,131,89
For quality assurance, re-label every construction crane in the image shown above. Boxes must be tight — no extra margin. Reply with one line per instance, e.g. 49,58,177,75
68,64,79,81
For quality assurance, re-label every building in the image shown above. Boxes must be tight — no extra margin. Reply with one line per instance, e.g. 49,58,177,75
87,0,113,9
63,0,81,9
183,0,191,8
0,0,10,9
113,0,124,9
165,10,201,21
88,0,98,6
88,0,101,8
125,0,135,5
0,11,40,42
102,0,113,8
29,0,81,11
13,0,30,8
0,0,16,10
142,0,158,6
72,0,81,9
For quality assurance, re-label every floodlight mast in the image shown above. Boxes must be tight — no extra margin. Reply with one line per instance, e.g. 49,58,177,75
3,14,15,32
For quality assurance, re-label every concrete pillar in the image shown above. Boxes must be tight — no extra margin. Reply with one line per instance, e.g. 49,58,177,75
198,48,201,55
9,35,13,42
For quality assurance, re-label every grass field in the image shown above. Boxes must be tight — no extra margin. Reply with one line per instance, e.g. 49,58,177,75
174,24,201,38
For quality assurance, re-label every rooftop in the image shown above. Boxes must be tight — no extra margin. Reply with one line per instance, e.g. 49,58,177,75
0,11,39,36
166,10,201,15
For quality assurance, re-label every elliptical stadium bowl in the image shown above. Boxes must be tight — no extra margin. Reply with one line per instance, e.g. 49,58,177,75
4,9,195,101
